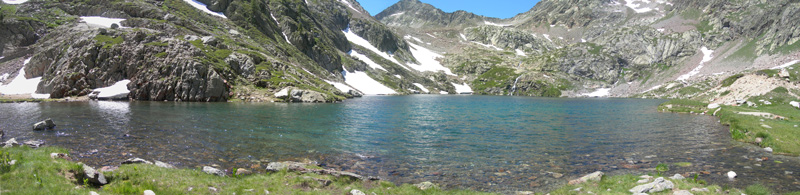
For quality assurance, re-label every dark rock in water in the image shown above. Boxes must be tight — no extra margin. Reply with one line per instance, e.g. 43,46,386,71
0,129,4,138
203,166,225,176
122,158,153,165
82,164,108,185
348,90,363,98
23,140,44,148
3,138,18,148
154,160,176,169
32,118,56,130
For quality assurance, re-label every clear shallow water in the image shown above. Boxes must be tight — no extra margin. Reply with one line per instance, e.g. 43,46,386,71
1,96,798,193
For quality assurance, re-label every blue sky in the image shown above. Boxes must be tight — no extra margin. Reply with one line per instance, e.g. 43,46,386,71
357,0,540,19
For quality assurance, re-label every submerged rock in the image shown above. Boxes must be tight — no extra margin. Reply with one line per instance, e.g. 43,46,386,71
32,119,56,130
568,171,603,185
629,177,673,193
203,166,225,176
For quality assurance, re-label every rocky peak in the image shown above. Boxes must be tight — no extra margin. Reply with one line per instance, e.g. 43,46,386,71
375,0,490,29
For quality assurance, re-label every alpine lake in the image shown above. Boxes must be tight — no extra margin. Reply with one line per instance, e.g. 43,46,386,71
1,95,798,193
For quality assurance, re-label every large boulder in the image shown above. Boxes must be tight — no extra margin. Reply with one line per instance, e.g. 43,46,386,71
275,87,329,103
82,164,108,185
3,138,18,148
22,140,44,148
32,119,56,130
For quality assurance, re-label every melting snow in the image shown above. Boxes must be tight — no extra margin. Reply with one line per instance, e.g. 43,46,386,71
543,34,553,42
80,16,126,28
439,91,449,94
94,80,131,99
389,12,405,17
484,21,512,27
426,33,436,38
770,60,799,70
324,80,356,93
472,41,503,51
581,39,587,42
182,0,227,18
460,34,468,41
394,75,402,79
582,88,610,97
338,0,362,14
349,50,387,71
412,83,429,93
270,13,291,43
407,43,456,75
343,27,401,65
1,0,27,4
403,35,423,43
676,47,714,81
342,67,396,95
0,58,49,98
515,49,527,56
625,0,654,13
451,82,473,94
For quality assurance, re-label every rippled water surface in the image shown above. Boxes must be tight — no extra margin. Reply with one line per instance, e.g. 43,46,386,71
1,96,798,193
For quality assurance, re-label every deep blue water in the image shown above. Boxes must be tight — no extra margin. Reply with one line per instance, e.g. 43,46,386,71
1,95,798,193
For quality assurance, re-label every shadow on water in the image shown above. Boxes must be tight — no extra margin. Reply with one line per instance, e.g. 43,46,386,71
1,95,798,193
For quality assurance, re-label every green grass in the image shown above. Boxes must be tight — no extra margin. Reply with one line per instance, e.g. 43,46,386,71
93,35,124,49
1,146,492,195
721,74,744,87
471,66,518,95
154,52,168,58
549,173,731,195
744,184,773,195
727,38,759,61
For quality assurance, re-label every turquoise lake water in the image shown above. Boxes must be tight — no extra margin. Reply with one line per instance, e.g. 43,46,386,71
1,95,798,193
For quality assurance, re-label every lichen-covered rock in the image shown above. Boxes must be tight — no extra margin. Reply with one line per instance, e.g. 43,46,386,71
82,164,108,185
203,166,225,177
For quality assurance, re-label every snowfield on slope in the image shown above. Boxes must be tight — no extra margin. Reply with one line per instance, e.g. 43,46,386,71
93,80,131,99
342,67,396,95
324,80,356,94
407,43,455,75
80,17,126,28
349,50,387,71
676,47,713,81
182,0,227,18
0,58,49,98
582,88,611,97
343,27,401,66
412,83,429,93
451,83,473,94
2,0,28,4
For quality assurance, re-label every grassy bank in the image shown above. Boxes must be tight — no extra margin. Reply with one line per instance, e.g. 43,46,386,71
0,146,489,195
2,146,783,194
659,96,800,156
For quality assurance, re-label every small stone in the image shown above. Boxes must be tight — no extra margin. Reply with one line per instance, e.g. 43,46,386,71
515,191,535,195
691,188,709,192
755,137,763,144
235,168,252,176
122,158,153,165
23,140,44,148
90,191,99,195
785,171,793,175
707,103,720,109
154,161,175,169
727,171,737,179
673,190,693,195
203,166,225,177
568,171,603,185
744,166,752,169
547,172,564,178
51,153,70,160
573,187,582,191
8,160,16,165
208,187,217,192
143,190,155,195
414,181,437,190
764,147,773,153
669,174,685,180
350,189,366,195
629,177,673,193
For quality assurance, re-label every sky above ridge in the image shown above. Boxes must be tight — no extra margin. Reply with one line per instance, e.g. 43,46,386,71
357,0,540,19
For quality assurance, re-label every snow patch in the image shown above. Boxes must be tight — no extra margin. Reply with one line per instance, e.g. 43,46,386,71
0,73,9,81
93,80,131,99
394,75,402,79
451,83,473,94
349,50,387,71
581,39,587,42
643,85,662,93
625,0,654,13
342,67,396,95
426,33,436,38
389,12,405,17
338,0,362,14
582,88,610,97
484,21,512,27
182,0,227,18
770,60,799,70
472,41,503,51
324,80,355,93
412,83,429,93
80,16,126,28
343,27,401,65
407,43,456,75
404,35,423,43
460,33,468,41
0,58,49,98
1,0,27,4
676,47,713,81
543,34,553,42
439,91,449,94
270,13,291,43
515,49,527,56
